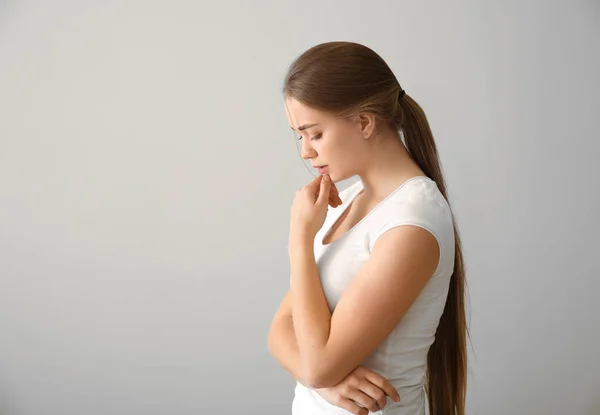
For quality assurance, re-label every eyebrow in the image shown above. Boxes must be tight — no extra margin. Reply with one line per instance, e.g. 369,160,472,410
290,123,319,132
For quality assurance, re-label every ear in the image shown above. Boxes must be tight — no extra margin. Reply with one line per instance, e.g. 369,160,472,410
354,112,377,139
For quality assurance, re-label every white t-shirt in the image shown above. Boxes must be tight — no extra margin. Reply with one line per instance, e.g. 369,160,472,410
291,175,455,415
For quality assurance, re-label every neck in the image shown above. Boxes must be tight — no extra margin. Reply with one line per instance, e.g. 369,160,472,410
356,132,425,203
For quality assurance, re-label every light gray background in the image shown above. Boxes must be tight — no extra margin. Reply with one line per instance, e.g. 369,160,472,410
1,1,598,414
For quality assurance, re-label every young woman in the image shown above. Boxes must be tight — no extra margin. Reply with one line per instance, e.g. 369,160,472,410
267,41,467,415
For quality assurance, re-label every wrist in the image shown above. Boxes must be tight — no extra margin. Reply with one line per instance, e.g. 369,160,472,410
289,231,313,253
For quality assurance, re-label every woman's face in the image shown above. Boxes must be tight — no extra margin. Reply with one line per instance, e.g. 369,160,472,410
285,97,372,183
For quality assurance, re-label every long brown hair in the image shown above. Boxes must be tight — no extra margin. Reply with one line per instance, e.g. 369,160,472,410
283,41,468,415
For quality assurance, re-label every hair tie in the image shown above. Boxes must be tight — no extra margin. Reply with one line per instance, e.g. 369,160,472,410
398,89,406,100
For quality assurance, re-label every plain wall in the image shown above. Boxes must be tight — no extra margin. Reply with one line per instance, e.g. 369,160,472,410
0,1,598,414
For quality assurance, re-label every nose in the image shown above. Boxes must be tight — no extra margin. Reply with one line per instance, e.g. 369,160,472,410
300,138,316,160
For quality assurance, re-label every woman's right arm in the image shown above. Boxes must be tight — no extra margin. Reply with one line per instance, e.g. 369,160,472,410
268,289,402,414
267,289,310,386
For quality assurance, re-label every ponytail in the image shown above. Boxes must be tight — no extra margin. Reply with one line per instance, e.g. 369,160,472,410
399,93,468,415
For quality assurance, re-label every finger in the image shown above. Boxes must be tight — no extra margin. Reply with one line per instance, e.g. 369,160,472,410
328,192,336,208
308,174,323,190
329,184,341,200
345,390,380,413
363,370,400,403
356,382,388,410
329,181,340,196
328,191,341,208
335,398,369,415
306,175,323,201
330,188,341,206
329,185,342,203
317,174,331,206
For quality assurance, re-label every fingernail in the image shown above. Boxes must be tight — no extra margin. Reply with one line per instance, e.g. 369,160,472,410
324,174,330,182
395,395,400,402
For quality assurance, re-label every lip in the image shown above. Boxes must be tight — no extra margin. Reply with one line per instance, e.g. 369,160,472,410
316,165,329,174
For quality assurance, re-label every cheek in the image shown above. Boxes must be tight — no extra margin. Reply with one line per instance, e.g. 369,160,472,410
328,140,354,163
325,143,352,176
324,136,348,156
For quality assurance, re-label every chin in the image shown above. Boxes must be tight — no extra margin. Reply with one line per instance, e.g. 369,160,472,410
323,173,336,183
322,169,345,183
330,172,350,183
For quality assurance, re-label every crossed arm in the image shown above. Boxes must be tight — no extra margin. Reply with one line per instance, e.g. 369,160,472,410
268,224,440,388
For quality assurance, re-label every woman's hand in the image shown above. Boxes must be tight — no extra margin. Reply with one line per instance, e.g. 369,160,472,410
326,177,343,209
314,365,400,415
290,174,342,241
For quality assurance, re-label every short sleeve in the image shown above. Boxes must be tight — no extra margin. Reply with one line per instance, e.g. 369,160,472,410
371,220,441,252
367,180,453,276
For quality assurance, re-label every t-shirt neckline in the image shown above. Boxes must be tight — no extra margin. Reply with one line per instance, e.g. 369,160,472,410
320,175,429,247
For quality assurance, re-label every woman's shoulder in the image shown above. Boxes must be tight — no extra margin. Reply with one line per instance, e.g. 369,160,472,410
387,176,451,217
369,176,454,251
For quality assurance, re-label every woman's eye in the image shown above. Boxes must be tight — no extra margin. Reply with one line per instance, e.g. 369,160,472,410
296,133,322,141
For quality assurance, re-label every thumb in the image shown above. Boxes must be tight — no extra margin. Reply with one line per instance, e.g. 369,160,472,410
317,174,331,205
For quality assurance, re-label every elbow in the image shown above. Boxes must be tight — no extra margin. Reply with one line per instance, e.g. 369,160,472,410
304,373,326,389
303,365,341,389
305,377,333,389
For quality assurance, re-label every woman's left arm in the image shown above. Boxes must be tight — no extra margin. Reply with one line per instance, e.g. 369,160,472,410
289,224,440,389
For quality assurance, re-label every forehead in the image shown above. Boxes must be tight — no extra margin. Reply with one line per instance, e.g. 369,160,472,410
285,97,328,130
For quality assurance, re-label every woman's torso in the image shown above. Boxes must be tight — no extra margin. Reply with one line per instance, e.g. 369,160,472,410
291,175,456,415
